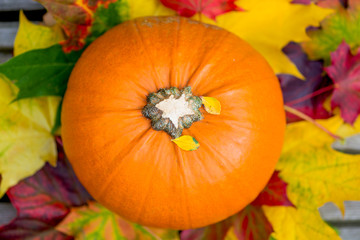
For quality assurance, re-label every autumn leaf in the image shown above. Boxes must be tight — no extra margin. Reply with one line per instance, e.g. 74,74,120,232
252,171,293,207
14,10,64,56
159,0,243,20
172,135,200,151
201,96,221,115
35,0,127,52
199,0,334,78
0,139,92,240
279,42,333,122
88,0,130,42
325,41,360,124
264,116,360,239
303,1,360,62
0,45,82,100
264,206,341,240
0,77,60,197
56,201,179,239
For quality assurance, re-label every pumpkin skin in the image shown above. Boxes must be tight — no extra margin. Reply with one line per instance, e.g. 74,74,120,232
61,16,286,229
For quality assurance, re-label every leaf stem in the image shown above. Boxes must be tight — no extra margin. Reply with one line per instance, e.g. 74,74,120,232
284,105,343,140
286,84,335,106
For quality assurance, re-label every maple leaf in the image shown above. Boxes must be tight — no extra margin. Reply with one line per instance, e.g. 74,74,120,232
35,0,122,52
303,0,360,62
279,42,333,122
0,45,82,100
252,171,294,207
159,0,243,20
264,116,360,239
56,201,180,239
181,171,292,240
325,41,360,124
0,77,60,197
14,11,64,56
264,206,341,240
202,0,333,78
0,138,92,240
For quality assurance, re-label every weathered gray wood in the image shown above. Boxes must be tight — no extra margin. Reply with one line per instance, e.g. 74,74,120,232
0,51,12,63
0,0,43,11
0,203,16,226
320,201,360,221
0,22,17,50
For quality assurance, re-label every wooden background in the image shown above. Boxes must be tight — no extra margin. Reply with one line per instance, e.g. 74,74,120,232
1,0,360,239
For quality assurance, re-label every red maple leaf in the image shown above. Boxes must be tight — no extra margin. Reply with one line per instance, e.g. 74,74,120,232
252,171,294,207
160,0,243,20
325,41,360,124
0,138,92,240
181,171,292,240
279,42,333,123
36,0,116,52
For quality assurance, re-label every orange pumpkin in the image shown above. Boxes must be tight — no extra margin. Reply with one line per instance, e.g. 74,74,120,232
61,16,285,229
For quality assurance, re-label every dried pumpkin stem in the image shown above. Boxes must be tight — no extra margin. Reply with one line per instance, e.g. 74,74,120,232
142,87,203,138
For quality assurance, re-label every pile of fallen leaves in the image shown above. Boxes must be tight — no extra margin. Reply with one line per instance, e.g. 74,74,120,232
0,0,360,239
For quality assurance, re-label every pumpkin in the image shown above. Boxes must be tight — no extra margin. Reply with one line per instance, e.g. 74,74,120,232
61,16,285,229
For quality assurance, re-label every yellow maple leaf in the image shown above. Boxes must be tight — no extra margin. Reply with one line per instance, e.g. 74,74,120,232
127,0,333,78
56,201,180,239
0,76,60,197
262,116,360,239
14,11,64,56
264,206,341,240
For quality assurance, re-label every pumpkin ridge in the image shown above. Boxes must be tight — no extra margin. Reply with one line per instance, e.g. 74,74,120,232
132,20,167,90
175,145,193,228
96,126,153,198
185,30,230,90
168,17,182,88
132,146,163,224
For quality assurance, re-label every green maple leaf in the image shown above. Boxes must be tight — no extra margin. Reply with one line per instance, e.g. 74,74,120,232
56,201,180,240
303,4,360,62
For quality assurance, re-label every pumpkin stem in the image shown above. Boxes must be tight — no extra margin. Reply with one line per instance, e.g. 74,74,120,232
142,87,203,138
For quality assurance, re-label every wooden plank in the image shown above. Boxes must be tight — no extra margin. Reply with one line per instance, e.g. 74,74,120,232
0,51,12,63
0,22,17,50
319,201,360,221
0,203,16,226
0,0,43,11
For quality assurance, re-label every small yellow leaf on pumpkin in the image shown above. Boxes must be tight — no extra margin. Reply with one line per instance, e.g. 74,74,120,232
201,96,221,115
172,135,200,151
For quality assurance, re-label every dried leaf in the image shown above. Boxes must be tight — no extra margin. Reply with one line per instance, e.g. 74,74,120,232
159,0,243,20
279,42,333,123
56,201,179,239
201,96,221,115
35,0,125,52
0,76,60,197
325,41,360,124
172,135,200,151
14,10,64,56
0,140,92,239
